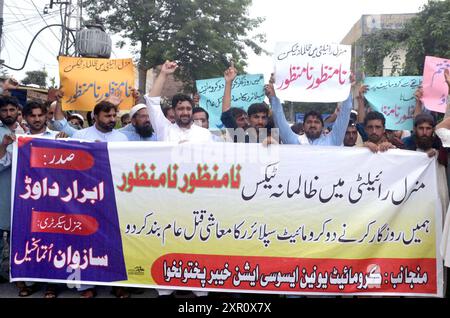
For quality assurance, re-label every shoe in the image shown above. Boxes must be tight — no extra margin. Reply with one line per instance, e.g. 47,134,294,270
80,288,97,298
44,286,57,299
111,287,130,298
16,282,35,297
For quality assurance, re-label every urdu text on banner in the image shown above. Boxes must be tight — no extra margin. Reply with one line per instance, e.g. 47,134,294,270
274,42,351,102
58,56,135,111
10,137,444,296
196,74,265,130
422,56,450,113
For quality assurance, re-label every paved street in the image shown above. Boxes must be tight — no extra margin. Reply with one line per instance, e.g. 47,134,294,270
0,281,159,298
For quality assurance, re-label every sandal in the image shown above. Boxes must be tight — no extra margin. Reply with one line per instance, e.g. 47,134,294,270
44,286,57,299
111,287,130,298
80,288,97,298
16,282,34,297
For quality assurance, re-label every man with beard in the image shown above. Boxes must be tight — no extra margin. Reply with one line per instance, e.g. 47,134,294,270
266,82,353,146
66,101,128,298
119,104,156,141
22,101,61,137
72,101,127,142
403,113,449,243
144,61,211,298
402,113,445,158
361,111,395,153
1,100,65,297
0,96,22,284
145,60,213,143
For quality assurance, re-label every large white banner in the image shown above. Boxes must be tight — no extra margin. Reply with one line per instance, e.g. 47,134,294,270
274,42,351,102
11,138,444,296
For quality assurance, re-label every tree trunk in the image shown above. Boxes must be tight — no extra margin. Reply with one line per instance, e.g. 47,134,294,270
138,66,147,94
138,43,148,94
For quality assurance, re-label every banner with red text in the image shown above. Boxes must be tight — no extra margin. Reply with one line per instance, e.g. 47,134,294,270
274,42,351,102
10,137,444,296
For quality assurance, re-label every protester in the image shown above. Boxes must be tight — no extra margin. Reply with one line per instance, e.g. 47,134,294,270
266,79,354,146
343,120,358,147
144,60,211,297
192,107,210,129
120,113,131,127
361,111,395,152
119,103,156,141
0,96,21,285
46,101,57,130
221,64,271,143
68,113,84,130
162,106,176,124
145,61,213,144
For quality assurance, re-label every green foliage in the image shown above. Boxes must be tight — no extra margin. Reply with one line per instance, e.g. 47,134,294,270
357,29,407,76
83,0,265,91
357,0,450,76
21,70,48,88
403,0,450,74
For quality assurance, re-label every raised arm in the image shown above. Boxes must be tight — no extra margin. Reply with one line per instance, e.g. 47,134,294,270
265,83,300,145
0,133,15,171
444,69,450,119
144,61,178,140
356,84,367,124
52,88,77,137
54,89,65,121
222,63,237,113
327,76,356,146
413,86,424,118
324,105,339,124
149,60,178,97
328,93,353,146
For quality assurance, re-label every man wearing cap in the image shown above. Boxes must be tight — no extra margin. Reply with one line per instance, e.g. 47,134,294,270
118,104,156,141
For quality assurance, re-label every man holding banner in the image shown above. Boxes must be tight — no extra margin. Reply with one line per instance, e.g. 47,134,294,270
144,61,213,144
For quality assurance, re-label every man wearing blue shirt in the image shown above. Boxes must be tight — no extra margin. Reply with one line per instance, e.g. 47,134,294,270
119,104,157,141
265,82,353,146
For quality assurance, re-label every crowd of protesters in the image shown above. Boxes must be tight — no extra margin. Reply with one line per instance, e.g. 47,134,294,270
0,61,450,298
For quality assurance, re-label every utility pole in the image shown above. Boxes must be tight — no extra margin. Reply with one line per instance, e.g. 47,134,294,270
49,0,82,56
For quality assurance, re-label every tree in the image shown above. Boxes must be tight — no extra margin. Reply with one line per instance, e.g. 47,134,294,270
357,0,450,77
83,0,265,93
357,29,407,77
403,0,450,75
21,70,48,87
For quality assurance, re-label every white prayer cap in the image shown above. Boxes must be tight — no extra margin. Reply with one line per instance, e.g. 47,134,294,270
129,104,147,119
